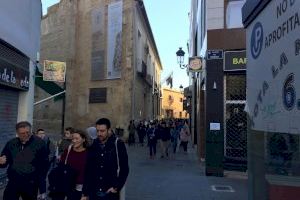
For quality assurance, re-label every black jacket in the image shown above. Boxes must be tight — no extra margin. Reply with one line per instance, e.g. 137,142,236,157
0,135,49,183
83,135,129,196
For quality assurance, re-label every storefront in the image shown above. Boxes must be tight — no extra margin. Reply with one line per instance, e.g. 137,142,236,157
205,28,246,176
0,39,31,179
223,50,247,171
243,0,300,199
0,0,42,182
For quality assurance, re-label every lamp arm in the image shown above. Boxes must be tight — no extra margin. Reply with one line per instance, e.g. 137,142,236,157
179,64,189,69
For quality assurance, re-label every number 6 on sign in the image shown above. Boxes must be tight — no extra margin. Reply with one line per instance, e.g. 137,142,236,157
282,73,296,111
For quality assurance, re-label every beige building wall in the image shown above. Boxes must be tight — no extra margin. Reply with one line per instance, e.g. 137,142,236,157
161,87,189,119
133,3,162,121
34,0,77,135
207,0,224,30
34,0,162,138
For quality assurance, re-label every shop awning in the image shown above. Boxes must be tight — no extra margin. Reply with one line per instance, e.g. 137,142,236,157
35,67,65,101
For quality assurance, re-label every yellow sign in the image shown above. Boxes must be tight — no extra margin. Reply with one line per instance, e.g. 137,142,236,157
43,60,66,82
233,57,247,65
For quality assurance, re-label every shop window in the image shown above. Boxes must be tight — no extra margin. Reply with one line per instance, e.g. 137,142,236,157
266,133,300,176
225,75,246,101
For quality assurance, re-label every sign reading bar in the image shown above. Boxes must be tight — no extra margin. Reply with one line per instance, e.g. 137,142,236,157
0,58,29,90
188,57,202,72
224,50,247,71
43,60,66,82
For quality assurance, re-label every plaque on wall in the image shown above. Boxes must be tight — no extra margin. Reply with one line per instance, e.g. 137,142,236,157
89,88,107,103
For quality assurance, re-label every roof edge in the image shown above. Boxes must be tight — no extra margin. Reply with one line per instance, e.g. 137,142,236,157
136,0,163,70
242,0,271,28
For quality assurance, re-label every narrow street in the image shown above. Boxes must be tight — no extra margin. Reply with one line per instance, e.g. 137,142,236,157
126,144,247,200
0,143,248,200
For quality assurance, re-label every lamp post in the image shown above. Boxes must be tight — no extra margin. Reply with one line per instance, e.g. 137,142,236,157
176,47,194,145
179,84,184,94
176,47,188,69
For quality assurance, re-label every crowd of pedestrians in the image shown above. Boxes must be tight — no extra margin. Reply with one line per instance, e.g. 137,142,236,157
0,118,189,200
127,119,191,159
0,118,129,200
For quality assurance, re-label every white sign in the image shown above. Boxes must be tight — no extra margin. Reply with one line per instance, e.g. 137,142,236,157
107,1,123,79
246,0,300,134
210,123,220,131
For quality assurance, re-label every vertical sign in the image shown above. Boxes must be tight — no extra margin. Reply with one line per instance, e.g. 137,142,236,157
91,7,105,80
107,1,123,79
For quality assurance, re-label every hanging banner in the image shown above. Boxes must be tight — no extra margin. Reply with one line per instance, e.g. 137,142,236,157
246,0,300,134
91,7,105,80
43,60,66,82
107,1,123,79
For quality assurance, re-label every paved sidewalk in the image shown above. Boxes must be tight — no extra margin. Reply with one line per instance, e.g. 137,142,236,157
126,144,248,200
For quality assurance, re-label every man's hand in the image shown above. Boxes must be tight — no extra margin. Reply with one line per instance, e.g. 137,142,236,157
0,155,7,165
80,197,88,200
107,187,117,193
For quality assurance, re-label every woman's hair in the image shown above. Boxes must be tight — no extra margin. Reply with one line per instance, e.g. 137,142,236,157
72,128,91,148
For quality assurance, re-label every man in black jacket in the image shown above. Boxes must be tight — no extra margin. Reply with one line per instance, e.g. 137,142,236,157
0,121,49,200
82,118,129,200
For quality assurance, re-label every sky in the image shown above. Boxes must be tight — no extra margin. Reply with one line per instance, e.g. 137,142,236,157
41,0,190,89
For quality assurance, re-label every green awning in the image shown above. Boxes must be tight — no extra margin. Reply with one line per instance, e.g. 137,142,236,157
35,67,65,101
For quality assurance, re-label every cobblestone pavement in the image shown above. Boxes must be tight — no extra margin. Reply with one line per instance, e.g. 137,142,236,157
0,143,248,200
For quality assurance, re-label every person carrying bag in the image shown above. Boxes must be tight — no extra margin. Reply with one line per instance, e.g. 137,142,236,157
81,118,129,200
116,138,126,200
49,129,89,200
48,145,77,199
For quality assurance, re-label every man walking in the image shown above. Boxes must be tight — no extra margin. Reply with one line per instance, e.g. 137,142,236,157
0,121,49,200
82,118,129,200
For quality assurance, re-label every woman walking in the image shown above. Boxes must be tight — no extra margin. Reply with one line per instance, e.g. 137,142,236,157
180,120,190,153
51,129,89,200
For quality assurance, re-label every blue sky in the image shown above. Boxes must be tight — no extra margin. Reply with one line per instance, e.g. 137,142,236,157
42,0,190,89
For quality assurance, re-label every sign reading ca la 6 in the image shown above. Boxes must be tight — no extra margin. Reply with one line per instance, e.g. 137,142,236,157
246,0,300,134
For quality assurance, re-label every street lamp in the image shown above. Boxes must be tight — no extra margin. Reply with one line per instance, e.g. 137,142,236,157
176,47,188,69
179,84,184,92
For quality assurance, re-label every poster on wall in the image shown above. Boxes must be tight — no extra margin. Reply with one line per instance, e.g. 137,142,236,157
246,0,300,134
91,7,105,80
107,1,123,79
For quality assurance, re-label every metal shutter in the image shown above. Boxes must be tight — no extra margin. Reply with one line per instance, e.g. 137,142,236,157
0,86,19,178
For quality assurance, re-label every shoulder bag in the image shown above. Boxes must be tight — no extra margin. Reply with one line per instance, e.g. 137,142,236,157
115,138,126,200
48,145,77,196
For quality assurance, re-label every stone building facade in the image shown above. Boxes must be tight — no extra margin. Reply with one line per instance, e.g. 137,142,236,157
34,0,162,138
161,87,188,119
